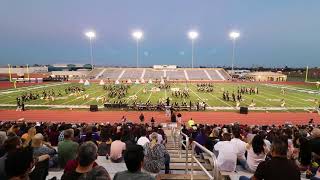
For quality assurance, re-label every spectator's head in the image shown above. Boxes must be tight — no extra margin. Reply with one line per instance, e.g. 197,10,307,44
311,128,320,138
150,132,158,143
270,137,288,157
27,127,36,137
140,128,147,137
232,128,241,139
0,131,7,146
64,129,74,140
124,144,144,173
222,133,232,141
5,146,34,180
78,141,98,167
3,136,22,154
252,134,265,155
31,133,44,148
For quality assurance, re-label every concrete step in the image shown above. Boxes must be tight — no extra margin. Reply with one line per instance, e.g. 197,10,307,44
157,174,209,180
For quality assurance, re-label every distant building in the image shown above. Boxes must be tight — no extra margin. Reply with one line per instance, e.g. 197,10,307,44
245,71,287,81
153,65,177,69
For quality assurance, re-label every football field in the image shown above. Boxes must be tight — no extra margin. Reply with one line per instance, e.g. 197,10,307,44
0,82,319,111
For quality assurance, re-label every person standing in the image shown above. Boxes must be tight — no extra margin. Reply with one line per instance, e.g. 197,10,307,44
139,113,145,123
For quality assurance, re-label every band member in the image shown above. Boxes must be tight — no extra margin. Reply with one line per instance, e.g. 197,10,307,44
281,99,286,107
281,88,285,95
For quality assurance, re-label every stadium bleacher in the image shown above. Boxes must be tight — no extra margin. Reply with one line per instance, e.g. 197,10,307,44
85,68,230,81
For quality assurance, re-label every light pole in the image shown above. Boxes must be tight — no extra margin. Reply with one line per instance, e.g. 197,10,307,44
85,31,96,70
188,31,198,68
132,30,143,68
229,31,240,74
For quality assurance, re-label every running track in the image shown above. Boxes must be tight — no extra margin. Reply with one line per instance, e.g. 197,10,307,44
0,110,319,125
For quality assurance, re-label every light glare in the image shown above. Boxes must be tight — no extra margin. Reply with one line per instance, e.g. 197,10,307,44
132,31,143,40
85,31,96,38
229,31,240,39
188,31,198,40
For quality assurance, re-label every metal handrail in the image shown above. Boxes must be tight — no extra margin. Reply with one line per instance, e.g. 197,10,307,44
180,132,189,173
191,141,219,180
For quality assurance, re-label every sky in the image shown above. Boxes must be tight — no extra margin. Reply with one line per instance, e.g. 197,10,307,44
0,0,319,67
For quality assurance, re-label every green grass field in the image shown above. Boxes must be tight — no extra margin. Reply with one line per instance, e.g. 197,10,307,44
0,82,319,111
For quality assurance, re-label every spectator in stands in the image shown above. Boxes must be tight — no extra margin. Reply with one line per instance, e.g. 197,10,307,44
137,129,150,148
214,133,237,172
47,124,59,146
21,127,36,147
244,134,269,172
113,144,155,180
187,118,195,128
148,128,163,145
0,136,22,179
58,129,79,168
97,127,112,156
310,128,320,160
109,135,126,163
61,141,111,180
5,146,35,180
195,128,208,154
240,137,300,180
0,131,7,156
230,127,247,164
31,133,58,168
144,132,170,174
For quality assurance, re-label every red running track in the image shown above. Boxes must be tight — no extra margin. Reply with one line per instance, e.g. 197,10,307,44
0,110,319,125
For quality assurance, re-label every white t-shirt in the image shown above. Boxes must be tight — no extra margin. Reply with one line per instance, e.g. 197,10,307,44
214,141,237,172
246,147,266,171
230,138,247,160
137,136,150,147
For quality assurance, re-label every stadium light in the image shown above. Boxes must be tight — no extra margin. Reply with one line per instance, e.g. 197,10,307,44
188,31,198,68
229,31,240,74
132,30,143,68
85,30,96,70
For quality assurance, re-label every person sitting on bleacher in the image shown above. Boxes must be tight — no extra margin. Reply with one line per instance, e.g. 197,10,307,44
61,141,111,180
113,144,155,180
214,132,238,172
244,134,269,173
239,136,300,180
230,127,247,166
58,129,79,168
144,132,170,174
109,135,126,163
5,146,35,180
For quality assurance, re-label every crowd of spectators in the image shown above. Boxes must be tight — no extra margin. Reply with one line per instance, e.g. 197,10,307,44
0,120,169,180
183,119,320,179
2,118,320,180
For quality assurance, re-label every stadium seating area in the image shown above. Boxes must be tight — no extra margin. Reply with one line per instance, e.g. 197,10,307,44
86,68,231,81
0,118,316,180
186,70,208,80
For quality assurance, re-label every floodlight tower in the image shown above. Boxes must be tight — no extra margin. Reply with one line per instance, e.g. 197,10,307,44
188,31,198,68
132,30,143,68
229,31,240,74
85,31,96,70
